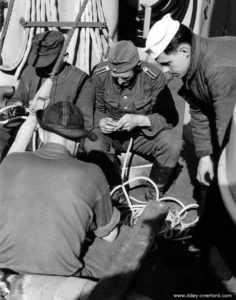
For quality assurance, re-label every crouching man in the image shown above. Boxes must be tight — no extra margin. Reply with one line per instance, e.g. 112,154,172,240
85,40,182,199
0,101,121,279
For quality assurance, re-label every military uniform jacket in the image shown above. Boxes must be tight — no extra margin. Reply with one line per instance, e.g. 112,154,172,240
179,33,236,157
91,61,178,137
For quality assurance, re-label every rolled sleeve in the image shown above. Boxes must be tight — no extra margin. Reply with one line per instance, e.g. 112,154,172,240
90,180,120,237
94,207,120,238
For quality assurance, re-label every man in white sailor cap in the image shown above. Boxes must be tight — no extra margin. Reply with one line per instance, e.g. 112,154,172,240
145,13,236,292
145,13,236,187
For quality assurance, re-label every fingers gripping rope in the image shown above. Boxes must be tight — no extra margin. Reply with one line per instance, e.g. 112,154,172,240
110,137,199,240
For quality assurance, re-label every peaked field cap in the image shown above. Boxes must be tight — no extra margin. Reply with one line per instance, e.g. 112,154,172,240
28,30,64,67
108,40,140,73
36,101,97,141
144,14,180,58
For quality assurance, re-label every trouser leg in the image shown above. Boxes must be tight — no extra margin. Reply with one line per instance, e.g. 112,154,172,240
131,129,182,200
83,129,122,189
146,161,176,200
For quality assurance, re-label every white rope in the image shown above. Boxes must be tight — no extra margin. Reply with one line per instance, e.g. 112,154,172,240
121,136,133,181
110,137,199,240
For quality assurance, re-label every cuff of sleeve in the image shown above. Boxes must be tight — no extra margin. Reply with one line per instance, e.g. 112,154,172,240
141,116,159,137
94,207,120,238
195,149,213,158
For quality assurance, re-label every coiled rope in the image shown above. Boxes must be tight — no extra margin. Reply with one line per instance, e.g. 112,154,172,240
110,137,199,240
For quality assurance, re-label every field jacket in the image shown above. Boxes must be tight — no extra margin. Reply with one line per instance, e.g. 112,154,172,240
179,33,236,157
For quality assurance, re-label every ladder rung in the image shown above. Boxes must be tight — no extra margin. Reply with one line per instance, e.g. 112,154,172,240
20,18,106,29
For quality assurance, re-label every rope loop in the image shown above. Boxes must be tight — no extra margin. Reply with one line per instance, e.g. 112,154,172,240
111,137,199,240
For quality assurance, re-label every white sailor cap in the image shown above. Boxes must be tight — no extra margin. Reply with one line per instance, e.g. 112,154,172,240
144,14,180,59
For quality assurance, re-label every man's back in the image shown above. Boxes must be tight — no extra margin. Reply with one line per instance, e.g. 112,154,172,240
0,143,113,276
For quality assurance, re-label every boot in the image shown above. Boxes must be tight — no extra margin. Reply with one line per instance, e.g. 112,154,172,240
145,160,176,201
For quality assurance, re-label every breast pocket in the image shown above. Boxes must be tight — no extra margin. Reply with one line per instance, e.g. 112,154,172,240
135,96,153,115
104,93,121,119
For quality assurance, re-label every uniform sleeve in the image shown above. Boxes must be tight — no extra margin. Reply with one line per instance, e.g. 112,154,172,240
189,101,213,157
142,72,179,137
178,84,213,158
89,168,120,237
75,77,95,131
182,66,236,158
91,69,107,126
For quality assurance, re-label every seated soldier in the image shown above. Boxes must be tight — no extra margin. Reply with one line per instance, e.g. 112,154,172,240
85,40,182,200
0,101,122,279
0,30,95,161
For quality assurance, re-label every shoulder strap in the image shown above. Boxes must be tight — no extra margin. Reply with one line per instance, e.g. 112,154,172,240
142,66,158,79
94,65,110,76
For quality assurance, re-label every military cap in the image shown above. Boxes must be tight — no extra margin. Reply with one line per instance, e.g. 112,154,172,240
28,30,64,68
108,40,140,73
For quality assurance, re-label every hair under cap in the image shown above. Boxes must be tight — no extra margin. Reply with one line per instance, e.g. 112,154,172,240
108,40,140,73
144,14,180,58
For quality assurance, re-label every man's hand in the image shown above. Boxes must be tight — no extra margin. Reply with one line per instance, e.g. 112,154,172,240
197,155,214,186
115,114,151,132
9,102,25,117
99,117,119,134
29,97,50,113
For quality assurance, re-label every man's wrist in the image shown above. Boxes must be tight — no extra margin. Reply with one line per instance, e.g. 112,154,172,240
137,115,151,127
199,155,212,162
